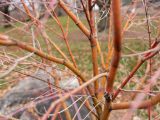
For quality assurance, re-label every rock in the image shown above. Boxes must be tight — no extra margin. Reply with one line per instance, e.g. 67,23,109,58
133,116,141,120
0,68,53,115
59,77,79,89
20,111,38,120
0,68,91,120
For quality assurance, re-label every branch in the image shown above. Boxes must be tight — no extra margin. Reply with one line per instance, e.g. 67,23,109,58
113,40,160,100
101,0,122,119
0,34,100,117
106,0,122,93
41,72,108,120
0,35,85,82
111,93,160,110
58,0,90,38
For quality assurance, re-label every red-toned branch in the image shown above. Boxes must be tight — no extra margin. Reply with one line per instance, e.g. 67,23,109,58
101,1,122,119
58,0,100,101
106,0,122,93
58,0,90,37
143,1,152,118
58,0,99,78
52,11,78,68
58,0,101,115
80,0,91,29
0,37,85,82
111,93,160,110
0,35,100,118
88,0,99,94
41,72,108,120
21,0,52,54
113,40,160,100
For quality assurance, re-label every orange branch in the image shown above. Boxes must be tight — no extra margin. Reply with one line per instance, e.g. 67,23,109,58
111,94,160,110
101,1,122,119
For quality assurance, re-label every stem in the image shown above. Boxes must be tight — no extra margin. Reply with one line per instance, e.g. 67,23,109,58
106,0,121,93
111,94,160,110
113,40,160,100
58,0,101,115
52,11,78,68
0,38,85,84
41,72,108,120
143,0,152,118
101,1,122,119
59,0,90,37
0,36,100,118
88,0,99,95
